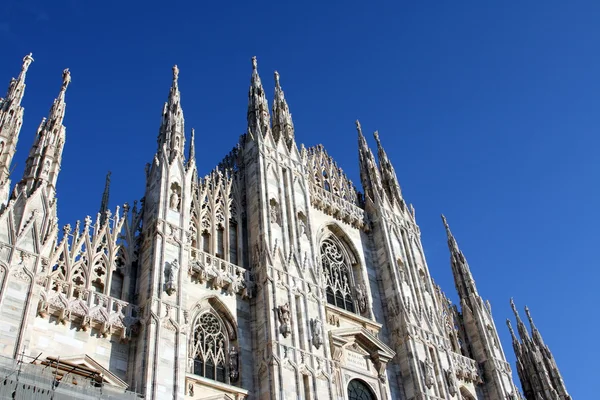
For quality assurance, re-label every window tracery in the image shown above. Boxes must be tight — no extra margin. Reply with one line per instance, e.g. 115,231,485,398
321,237,355,313
190,311,239,384
348,379,376,400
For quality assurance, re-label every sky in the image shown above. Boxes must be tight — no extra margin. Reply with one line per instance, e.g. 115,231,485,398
1,0,597,397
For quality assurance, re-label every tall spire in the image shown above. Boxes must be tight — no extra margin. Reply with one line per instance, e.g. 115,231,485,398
357,120,382,202
0,53,34,204
508,301,572,400
373,131,403,205
188,128,196,161
247,56,271,141
510,298,530,342
157,65,185,160
99,171,111,226
2,53,34,108
16,68,70,197
272,71,294,148
441,215,478,299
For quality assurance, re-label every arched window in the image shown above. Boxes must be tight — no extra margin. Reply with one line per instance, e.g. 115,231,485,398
348,379,376,400
191,312,227,383
320,237,355,313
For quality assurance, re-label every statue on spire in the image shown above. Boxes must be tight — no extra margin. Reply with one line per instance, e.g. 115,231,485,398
173,65,179,82
22,53,34,74
252,56,258,70
61,68,71,91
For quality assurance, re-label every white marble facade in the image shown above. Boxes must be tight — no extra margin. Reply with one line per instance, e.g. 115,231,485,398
0,54,529,400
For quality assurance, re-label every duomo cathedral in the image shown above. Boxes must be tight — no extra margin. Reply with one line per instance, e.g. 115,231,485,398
0,54,571,400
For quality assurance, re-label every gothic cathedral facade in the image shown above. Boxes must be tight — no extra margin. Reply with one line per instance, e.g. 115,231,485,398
0,53,568,400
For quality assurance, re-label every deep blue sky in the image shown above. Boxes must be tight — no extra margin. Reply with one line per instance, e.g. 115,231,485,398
1,1,596,396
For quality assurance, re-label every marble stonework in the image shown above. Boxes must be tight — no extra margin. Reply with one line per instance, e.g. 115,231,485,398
0,53,569,400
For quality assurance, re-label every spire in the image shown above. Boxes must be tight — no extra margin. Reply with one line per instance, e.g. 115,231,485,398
272,71,294,148
510,298,531,342
357,120,382,202
506,319,519,345
188,128,196,161
373,130,403,205
441,215,478,300
2,53,34,107
247,56,271,141
157,65,185,160
0,53,34,204
508,301,572,400
16,68,70,197
99,171,111,225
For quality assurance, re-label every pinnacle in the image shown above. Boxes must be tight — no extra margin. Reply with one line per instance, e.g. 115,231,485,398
173,65,179,83
60,68,71,93
22,53,34,74
251,56,258,70
274,71,280,87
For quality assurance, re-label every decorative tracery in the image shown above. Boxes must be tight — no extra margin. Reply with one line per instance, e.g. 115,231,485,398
321,237,356,313
192,312,228,383
348,379,376,400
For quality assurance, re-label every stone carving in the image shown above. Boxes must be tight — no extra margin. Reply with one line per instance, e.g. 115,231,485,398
188,382,194,396
423,359,435,389
277,303,291,338
269,199,280,225
166,260,179,295
170,189,180,211
355,283,367,314
229,346,239,382
310,318,323,349
446,369,457,396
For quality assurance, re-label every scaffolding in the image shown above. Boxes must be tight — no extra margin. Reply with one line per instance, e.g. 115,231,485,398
0,353,142,399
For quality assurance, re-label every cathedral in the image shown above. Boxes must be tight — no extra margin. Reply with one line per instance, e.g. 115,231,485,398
0,53,571,400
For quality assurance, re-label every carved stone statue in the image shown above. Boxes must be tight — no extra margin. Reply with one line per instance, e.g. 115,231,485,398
270,201,279,225
355,283,367,314
298,217,306,237
277,303,291,338
229,346,239,382
446,369,457,396
165,260,179,295
423,359,434,389
310,318,323,349
169,190,180,211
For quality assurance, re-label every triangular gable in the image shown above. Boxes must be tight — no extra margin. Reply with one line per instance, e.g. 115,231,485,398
56,354,128,389
330,327,396,365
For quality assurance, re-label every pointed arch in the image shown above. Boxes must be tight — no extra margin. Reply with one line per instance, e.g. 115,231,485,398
347,379,376,400
188,296,239,385
316,222,365,315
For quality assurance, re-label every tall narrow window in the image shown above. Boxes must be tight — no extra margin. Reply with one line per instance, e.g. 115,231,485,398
321,237,355,313
191,313,227,383
229,222,238,265
216,226,225,259
202,231,210,253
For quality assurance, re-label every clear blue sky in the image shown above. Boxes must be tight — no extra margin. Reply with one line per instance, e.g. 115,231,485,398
1,1,596,397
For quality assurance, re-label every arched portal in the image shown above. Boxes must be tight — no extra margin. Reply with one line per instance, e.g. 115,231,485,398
347,379,376,400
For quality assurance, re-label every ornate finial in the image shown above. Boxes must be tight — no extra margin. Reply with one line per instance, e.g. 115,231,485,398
251,56,258,70
61,68,71,91
22,53,34,73
506,319,517,337
524,306,535,326
173,65,179,82
274,71,280,87
510,298,518,315
373,130,380,142
189,128,196,160
355,120,362,132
